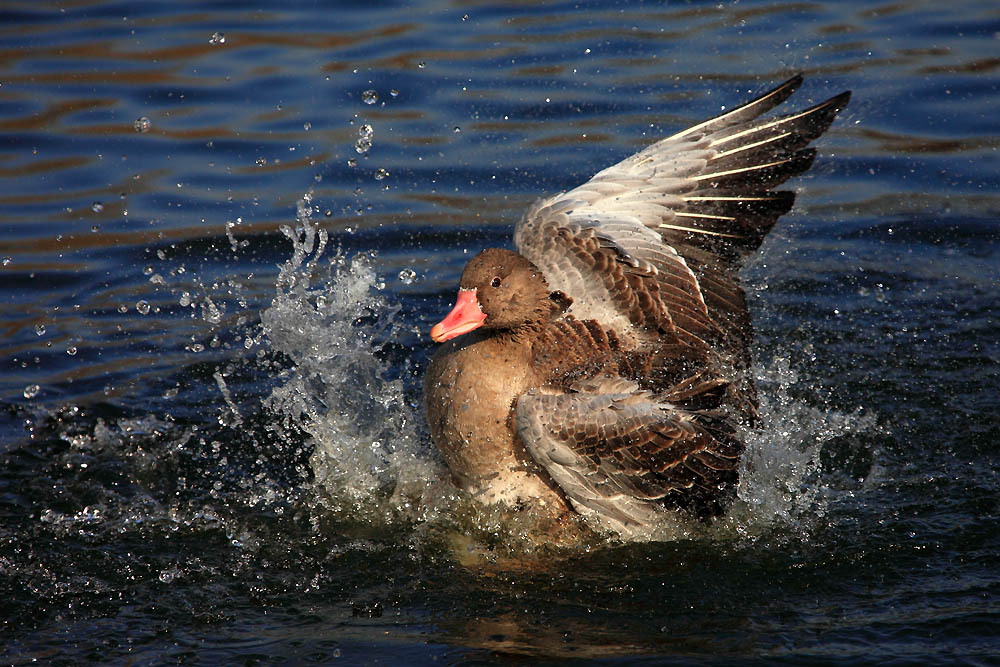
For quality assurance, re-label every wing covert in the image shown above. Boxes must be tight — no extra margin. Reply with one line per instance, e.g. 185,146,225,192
515,378,743,536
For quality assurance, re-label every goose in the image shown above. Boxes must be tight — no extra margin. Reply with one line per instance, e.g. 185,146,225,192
424,75,850,538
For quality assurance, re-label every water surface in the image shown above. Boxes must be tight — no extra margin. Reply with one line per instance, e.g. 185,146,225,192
1,1,998,663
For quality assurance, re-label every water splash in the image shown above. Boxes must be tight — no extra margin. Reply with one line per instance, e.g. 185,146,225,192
704,353,884,544
260,196,441,519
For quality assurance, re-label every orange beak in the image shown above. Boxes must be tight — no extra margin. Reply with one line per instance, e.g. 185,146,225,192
430,288,487,342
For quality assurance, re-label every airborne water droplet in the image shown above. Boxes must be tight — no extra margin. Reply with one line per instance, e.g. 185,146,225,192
136,300,151,315
397,268,416,285
374,168,388,181
34,323,45,336
23,384,40,399
66,346,77,356
361,89,378,105
355,124,374,153
209,32,225,45
92,202,104,213
134,116,150,133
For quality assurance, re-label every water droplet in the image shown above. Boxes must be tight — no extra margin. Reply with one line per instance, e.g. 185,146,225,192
359,124,374,138
2,257,10,266
66,346,77,356
179,292,191,307
91,202,104,213
303,121,312,131
361,89,378,105
355,137,371,154
134,116,150,133
118,304,128,314
347,158,357,167
136,300,151,315
256,157,267,166
209,32,225,45
389,89,399,98
34,323,45,336
397,268,416,285
417,61,426,69
374,168,388,181
143,265,154,275
23,384,40,399
453,126,461,133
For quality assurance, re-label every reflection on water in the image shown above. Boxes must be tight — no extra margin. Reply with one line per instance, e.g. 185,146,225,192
1,0,998,663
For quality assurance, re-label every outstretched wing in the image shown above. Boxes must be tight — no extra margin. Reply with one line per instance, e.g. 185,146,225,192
515,377,743,536
514,75,850,355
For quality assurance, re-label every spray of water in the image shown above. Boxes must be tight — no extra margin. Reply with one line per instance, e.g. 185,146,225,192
259,195,442,525
716,354,883,542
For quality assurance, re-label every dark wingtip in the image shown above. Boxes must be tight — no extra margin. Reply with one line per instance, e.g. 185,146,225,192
790,147,818,173
781,72,805,90
833,90,852,111
824,89,852,114
751,73,804,109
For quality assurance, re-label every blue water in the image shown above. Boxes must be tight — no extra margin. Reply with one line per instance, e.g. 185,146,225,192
1,1,998,663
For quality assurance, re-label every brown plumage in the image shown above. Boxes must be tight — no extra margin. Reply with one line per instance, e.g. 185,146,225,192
424,75,850,539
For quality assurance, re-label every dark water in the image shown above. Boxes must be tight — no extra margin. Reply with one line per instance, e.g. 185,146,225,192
2,1,998,663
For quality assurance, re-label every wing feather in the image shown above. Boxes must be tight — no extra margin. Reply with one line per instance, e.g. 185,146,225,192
515,380,743,535
514,77,850,356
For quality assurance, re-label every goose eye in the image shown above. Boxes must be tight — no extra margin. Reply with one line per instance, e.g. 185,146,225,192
490,277,502,288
